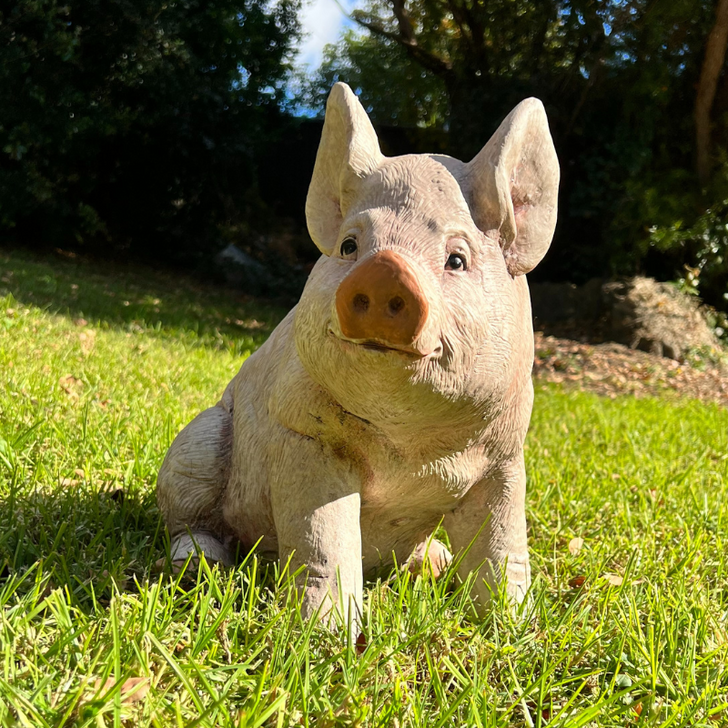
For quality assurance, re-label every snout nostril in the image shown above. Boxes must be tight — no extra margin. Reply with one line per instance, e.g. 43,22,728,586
388,296,405,316
353,293,370,313
335,251,428,345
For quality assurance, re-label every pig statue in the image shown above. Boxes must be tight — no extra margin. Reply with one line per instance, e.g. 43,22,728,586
157,82,559,623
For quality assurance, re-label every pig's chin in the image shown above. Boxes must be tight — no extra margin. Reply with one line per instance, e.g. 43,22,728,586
314,325,489,435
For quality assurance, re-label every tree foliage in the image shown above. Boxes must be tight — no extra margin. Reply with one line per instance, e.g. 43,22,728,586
307,28,449,129
306,0,728,306
0,0,301,261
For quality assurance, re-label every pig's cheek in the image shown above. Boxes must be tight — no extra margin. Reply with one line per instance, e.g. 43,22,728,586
295,271,350,385
297,290,336,353
435,277,485,370
301,260,348,327
401,271,445,355
326,296,345,339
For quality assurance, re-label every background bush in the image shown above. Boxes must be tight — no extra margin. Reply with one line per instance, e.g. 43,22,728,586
0,0,300,264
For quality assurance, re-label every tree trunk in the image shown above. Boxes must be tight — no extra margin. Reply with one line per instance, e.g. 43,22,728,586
695,0,728,186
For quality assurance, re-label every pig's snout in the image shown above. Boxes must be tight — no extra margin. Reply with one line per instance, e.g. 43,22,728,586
335,250,428,348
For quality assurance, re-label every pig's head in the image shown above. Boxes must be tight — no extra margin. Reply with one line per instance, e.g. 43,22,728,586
295,83,559,438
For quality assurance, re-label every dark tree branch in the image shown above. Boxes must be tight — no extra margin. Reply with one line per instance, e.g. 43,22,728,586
565,62,600,136
528,6,553,76
459,0,485,52
696,0,728,186
561,1,612,133
443,0,474,57
391,0,417,44
352,7,453,77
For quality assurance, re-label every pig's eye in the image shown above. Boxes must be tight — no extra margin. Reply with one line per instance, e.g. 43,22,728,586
445,253,467,271
340,238,358,257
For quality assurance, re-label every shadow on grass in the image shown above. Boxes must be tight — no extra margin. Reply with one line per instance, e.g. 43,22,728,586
0,246,290,353
0,479,288,615
0,474,170,607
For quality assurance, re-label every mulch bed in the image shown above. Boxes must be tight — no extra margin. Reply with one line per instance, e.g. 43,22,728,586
533,332,728,408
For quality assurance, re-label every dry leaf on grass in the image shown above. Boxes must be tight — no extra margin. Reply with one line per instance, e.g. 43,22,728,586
568,537,584,555
79,329,96,355
58,375,83,399
231,318,265,330
568,575,586,589
355,632,367,655
605,574,624,586
525,701,551,722
94,676,149,704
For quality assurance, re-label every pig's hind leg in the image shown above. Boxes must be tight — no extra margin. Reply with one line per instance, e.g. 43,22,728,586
156,404,234,569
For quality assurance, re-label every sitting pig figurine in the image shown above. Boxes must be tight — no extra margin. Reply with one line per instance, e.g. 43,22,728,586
157,82,559,621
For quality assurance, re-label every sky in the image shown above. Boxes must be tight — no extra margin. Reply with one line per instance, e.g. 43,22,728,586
295,0,357,70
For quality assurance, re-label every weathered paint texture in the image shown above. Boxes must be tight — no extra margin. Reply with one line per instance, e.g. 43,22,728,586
157,82,560,624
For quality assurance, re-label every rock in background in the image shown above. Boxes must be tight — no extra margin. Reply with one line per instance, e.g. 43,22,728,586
214,241,308,300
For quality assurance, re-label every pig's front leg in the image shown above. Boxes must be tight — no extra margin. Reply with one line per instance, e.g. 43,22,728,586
444,453,530,612
270,431,363,628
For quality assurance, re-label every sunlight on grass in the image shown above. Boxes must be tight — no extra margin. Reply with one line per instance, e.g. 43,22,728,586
0,249,726,726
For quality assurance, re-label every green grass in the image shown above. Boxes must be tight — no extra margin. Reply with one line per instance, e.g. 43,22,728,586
0,247,727,727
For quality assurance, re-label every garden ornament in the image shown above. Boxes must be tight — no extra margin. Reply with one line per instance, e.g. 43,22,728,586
157,82,560,625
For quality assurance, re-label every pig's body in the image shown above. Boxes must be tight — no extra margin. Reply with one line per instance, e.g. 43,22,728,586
157,84,558,621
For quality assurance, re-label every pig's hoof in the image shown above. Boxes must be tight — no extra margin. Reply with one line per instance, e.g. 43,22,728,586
154,553,209,573
153,556,200,574
408,538,452,579
155,532,233,574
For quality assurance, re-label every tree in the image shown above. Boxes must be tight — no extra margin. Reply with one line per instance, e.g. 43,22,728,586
695,0,728,185
305,28,448,130
0,0,301,262
342,0,625,157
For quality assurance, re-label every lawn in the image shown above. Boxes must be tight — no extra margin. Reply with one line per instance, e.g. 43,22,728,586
0,248,726,727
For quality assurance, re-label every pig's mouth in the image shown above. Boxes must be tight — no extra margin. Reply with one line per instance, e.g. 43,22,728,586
328,328,436,359
361,341,421,356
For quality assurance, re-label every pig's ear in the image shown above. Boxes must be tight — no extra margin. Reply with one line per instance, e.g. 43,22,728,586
464,98,559,276
306,83,383,256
